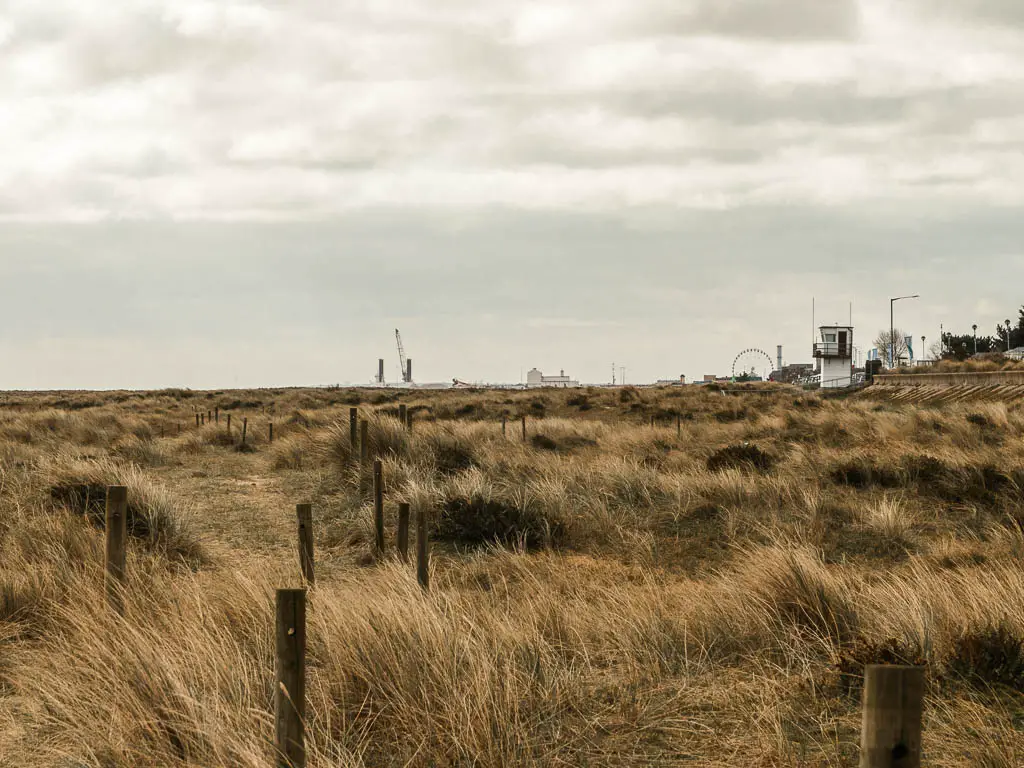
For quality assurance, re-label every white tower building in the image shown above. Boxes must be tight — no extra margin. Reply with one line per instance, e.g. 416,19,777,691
814,325,854,389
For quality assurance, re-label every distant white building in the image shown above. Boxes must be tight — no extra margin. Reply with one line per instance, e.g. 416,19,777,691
1008,347,1024,361
526,368,580,388
814,325,855,388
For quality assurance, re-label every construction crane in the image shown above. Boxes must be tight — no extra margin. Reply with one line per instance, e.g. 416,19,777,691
395,329,411,383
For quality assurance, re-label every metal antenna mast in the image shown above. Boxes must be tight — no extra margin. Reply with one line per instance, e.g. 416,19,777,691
395,329,409,383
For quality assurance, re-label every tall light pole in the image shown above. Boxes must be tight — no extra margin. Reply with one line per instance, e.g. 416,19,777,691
921,336,926,364
890,295,919,368
1006,319,1013,352
972,324,978,356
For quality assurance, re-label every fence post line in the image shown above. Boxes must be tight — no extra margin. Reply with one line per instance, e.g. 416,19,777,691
360,420,369,464
373,460,385,557
349,407,358,455
242,417,248,445
275,589,307,768
416,505,430,590
397,502,411,562
296,504,315,586
105,485,128,615
860,665,924,768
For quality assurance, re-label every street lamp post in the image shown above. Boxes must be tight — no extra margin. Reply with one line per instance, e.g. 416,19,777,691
972,324,978,356
890,295,920,369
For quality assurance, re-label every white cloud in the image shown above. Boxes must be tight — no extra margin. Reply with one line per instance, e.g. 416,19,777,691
0,0,1022,221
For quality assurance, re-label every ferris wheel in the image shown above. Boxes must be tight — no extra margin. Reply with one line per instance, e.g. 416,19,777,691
731,348,776,382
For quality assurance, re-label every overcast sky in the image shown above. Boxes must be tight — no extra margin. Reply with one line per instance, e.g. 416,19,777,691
1,0,1022,389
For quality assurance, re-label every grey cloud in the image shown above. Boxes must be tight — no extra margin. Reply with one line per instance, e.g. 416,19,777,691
617,0,862,40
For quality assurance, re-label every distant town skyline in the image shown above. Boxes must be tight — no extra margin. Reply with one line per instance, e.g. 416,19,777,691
1,1,1022,389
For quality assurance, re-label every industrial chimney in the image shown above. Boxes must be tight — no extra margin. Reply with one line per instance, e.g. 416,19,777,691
406,358,413,383
777,345,783,373
377,359,385,384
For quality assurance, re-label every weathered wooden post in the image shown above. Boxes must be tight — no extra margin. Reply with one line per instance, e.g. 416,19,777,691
417,505,430,590
215,407,219,424
374,460,385,556
201,413,205,426
406,408,413,432
399,404,408,428
207,410,212,424
360,420,369,463
521,415,527,442
650,415,655,428
502,416,507,436
269,422,274,443
397,502,411,562
195,413,200,428
677,412,681,437
349,407,358,454
275,589,306,768
860,665,925,768
296,504,315,586
242,417,248,445
227,414,232,433
177,423,181,435
105,485,128,615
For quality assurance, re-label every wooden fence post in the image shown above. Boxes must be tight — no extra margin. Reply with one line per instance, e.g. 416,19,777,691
208,410,212,424
521,416,527,442
397,502,410,562
195,413,200,428
201,413,205,426
417,505,430,590
677,413,681,437
242,417,248,445
360,420,369,463
349,408,358,455
215,407,219,424
269,423,274,443
399,404,408,428
296,504,315,586
227,414,232,433
275,589,307,768
860,665,924,768
105,486,128,615
374,460,385,557
406,408,413,432
502,416,507,436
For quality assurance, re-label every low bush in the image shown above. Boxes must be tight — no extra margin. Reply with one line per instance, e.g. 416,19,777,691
707,443,775,473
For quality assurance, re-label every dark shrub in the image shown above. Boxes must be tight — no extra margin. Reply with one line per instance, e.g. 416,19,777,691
707,443,775,473
948,623,1024,691
566,394,590,410
531,434,559,451
455,403,476,417
529,399,547,415
436,497,564,549
619,387,638,403
835,638,926,695
829,460,902,489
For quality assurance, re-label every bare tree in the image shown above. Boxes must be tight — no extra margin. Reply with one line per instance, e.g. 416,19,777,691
874,328,910,368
